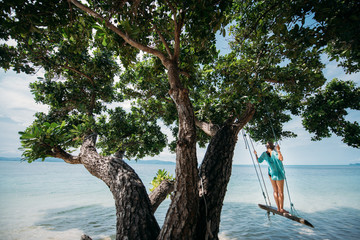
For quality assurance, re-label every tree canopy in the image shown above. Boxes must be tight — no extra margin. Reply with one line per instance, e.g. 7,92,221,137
1,0,359,161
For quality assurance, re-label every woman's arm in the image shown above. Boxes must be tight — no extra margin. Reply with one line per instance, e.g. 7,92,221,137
276,145,283,161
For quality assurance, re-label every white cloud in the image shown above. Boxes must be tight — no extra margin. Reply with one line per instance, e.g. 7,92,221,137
0,70,48,125
0,117,24,156
0,70,49,157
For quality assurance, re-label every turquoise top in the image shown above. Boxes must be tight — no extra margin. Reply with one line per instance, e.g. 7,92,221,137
258,151,285,181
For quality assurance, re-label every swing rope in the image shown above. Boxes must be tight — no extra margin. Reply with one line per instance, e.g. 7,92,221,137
247,133,272,207
242,129,271,208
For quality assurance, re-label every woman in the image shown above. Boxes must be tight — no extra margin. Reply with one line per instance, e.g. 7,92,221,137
254,141,287,213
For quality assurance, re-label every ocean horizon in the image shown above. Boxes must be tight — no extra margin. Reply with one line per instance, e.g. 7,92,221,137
1,156,359,166
1,160,359,239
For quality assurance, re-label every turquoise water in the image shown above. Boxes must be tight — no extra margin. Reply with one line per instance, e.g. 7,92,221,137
0,161,359,239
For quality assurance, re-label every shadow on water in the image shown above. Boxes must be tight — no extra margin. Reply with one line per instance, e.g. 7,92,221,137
35,204,116,240
220,202,360,240
35,202,360,240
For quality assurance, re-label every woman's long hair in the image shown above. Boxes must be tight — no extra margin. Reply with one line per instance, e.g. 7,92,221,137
266,141,275,150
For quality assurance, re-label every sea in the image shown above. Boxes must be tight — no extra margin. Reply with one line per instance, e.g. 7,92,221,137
0,160,359,240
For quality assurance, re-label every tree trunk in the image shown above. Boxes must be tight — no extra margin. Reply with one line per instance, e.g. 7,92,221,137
195,105,255,239
195,124,239,240
158,63,199,239
80,134,160,240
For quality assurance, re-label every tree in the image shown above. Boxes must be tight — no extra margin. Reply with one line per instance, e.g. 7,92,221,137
1,1,166,239
1,0,359,240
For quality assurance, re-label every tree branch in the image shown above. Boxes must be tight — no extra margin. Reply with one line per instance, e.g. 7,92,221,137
46,145,81,164
195,118,220,137
164,0,177,24
62,64,95,85
153,24,173,58
234,103,256,133
148,179,175,213
88,92,96,116
35,53,96,87
68,0,168,63
179,70,190,78
173,14,183,61
164,0,182,61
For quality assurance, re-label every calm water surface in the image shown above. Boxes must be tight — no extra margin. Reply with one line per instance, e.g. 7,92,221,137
0,161,359,239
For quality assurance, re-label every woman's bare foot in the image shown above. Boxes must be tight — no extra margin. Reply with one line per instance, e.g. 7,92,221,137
280,209,289,214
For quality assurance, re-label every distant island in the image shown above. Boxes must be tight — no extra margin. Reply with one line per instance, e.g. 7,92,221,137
349,163,360,166
134,160,175,165
0,157,175,165
0,157,24,162
0,157,62,162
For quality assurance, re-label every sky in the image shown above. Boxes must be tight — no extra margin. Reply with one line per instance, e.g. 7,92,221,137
0,37,359,165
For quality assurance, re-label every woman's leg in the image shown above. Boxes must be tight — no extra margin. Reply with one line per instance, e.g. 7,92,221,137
275,180,285,212
269,176,280,211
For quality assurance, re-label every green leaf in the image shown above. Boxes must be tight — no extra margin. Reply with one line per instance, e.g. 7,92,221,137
149,169,175,196
102,38,107,47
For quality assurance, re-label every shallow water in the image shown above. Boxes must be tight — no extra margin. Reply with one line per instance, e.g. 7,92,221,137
0,161,359,239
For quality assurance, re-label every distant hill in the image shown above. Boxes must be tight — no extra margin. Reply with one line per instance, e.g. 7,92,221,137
133,160,175,165
0,157,175,165
349,163,360,166
0,157,21,161
0,157,63,162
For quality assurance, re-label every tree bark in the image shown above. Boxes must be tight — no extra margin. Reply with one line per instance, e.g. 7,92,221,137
158,62,199,239
195,105,255,239
195,119,219,137
195,124,239,240
80,234,92,240
79,134,160,240
149,180,174,213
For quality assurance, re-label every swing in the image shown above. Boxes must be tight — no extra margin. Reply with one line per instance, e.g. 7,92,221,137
242,129,314,228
